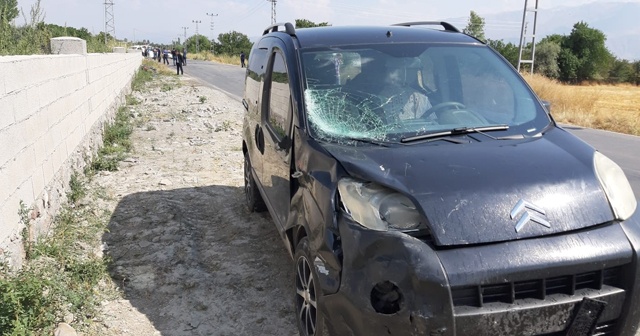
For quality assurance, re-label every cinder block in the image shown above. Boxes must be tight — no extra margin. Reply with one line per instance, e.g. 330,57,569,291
13,86,42,123
31,161,45,201
0,124,27,168
51,37,87,55
0,198,21,240
0,93,16,131
0,147,35,205
42,158,55,188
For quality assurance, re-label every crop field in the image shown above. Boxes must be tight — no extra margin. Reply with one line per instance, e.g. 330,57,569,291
524,74,640,136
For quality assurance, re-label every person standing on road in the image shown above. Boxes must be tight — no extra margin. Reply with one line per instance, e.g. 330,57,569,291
171,49,177,65
175,50,184,75
183,48,187,66
163,49,169,65
240,51,246,68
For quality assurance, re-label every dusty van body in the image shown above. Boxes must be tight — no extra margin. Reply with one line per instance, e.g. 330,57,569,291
241,22,639,336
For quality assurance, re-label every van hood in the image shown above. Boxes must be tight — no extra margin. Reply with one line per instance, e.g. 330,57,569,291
323,128,615,246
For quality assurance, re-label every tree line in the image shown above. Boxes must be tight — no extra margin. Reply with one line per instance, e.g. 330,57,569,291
463,11,640,84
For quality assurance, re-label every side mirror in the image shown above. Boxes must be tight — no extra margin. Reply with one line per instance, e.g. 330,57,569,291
541,100,551,113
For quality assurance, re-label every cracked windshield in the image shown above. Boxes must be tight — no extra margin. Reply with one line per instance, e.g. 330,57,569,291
302,44,551,144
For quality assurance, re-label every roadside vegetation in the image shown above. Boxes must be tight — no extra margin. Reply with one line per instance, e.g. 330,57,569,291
0,60,159,335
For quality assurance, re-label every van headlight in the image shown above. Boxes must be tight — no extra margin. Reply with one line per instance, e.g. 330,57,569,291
337,178,423,231
594,152,637,220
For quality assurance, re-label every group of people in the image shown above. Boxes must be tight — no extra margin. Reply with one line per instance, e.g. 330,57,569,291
141,46,187,75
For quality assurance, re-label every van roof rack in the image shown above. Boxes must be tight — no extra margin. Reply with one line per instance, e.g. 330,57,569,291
392,21,460,33
263,22,296,36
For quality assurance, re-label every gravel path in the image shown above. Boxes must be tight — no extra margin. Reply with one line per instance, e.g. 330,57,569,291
91,73,297,335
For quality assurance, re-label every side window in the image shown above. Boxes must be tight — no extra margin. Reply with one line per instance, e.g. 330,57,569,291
267,51,291,139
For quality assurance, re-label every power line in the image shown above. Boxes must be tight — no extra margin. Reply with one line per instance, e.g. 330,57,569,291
232,1,269,25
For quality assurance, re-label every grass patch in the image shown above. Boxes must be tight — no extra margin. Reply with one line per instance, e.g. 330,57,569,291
126,94,140,106
523,73,640,136
90,106,132,172
0,176,114,335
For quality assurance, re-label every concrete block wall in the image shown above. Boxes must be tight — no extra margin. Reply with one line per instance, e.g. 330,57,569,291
0,52,142,267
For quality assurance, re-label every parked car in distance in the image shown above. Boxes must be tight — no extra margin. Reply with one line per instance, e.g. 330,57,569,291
241,21,639,336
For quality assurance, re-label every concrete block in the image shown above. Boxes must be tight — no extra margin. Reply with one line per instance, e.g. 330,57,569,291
0,124,27,168
14,86,41,123
51,144,68,174
0,147,34,205
51,37,87,55
0,93,16,131
31,163,46,201
0,198,21,240
42,158,55,188
113,47,126,53
0,59,9,95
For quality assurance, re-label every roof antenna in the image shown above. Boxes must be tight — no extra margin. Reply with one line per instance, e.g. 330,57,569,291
386,31,392,38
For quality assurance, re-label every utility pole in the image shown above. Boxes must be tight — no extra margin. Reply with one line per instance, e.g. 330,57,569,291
267,0,277,25
206,13,218,53
517,0,540,74
193,20,202,53
182,26,189,42
103,0,116,44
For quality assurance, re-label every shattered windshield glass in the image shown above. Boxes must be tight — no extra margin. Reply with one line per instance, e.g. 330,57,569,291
301,44,551,144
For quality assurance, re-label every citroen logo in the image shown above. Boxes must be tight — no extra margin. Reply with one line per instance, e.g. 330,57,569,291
510,199,551,232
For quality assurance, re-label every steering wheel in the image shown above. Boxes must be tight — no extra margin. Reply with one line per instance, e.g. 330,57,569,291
429,102,467,116
428,101,489,125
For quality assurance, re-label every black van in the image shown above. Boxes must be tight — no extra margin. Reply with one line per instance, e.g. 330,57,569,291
241,22,639,336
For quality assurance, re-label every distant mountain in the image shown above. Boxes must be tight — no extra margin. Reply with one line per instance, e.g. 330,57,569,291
449,1,640,61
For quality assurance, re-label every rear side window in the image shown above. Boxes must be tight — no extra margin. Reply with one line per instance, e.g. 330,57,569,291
267,51,291,139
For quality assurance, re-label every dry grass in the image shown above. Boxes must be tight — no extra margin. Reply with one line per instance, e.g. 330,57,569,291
190,52,241,66
523,73,640,136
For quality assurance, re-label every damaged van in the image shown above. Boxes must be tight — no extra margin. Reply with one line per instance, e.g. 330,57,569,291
241,22,639,336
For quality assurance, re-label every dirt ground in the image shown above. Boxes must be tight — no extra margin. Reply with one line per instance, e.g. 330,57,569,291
90,73,298,335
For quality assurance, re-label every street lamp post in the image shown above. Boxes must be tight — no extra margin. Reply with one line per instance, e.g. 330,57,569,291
192,20,202,53
206,13,218,54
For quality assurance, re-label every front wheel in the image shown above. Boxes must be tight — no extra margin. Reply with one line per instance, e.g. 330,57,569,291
294,238,331,336
244,152,266,212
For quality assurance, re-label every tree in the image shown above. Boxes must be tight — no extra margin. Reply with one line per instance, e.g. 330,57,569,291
487,39,519,67
186,34,211,53
562,22,613,81
608,58,634,83
558,48,579,82
463,11,485,41
214,31,253,56
0,0,19,22
534,40,561,78
295,19,330,28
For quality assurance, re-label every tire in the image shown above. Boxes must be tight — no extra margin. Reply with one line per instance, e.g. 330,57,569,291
294,238,331,336
244,152,267,212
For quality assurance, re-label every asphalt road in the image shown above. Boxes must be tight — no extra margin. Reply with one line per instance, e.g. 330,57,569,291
186,60,640,199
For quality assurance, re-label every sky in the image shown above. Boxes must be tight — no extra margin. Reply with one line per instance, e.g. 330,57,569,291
14,0,640,45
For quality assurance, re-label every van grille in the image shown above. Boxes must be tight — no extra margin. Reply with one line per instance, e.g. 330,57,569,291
452,266,623,308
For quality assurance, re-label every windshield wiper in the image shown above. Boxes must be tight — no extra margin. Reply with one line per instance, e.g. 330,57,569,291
343,136,392,147
401,125,509,143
